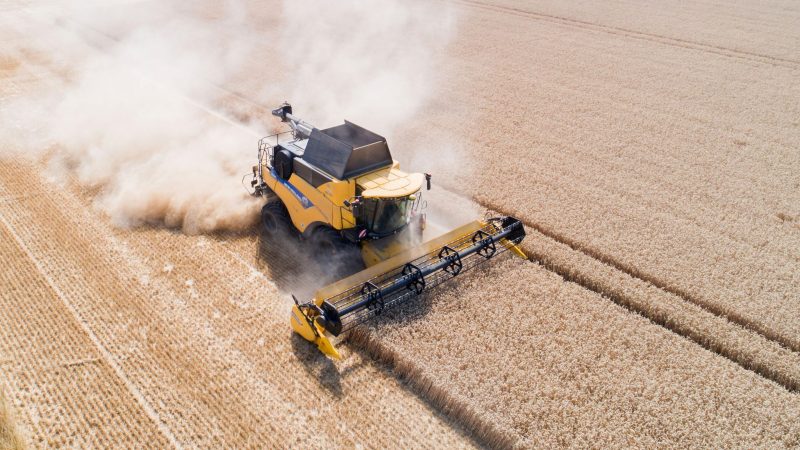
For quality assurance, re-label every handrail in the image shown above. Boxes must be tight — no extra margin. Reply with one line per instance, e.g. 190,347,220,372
256,131,295,189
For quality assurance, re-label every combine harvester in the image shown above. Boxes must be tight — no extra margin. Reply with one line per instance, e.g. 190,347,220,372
250,103,527,358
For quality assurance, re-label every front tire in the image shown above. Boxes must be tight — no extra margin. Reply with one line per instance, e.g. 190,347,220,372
261,200,292,237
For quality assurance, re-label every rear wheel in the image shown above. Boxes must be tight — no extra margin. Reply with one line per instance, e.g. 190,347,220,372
261,200,292,237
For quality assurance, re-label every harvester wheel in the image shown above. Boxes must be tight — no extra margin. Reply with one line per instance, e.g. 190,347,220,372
261,200,292,237
311,226,346,260
311,227,363,275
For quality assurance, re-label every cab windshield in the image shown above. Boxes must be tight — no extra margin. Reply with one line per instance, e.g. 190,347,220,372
360,196,414,236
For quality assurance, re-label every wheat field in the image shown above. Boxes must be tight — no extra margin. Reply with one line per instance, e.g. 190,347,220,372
356,256,800,448
398,0,800,352
1,0,799,448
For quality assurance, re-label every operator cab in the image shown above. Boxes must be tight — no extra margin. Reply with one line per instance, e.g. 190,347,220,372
355,166,424,237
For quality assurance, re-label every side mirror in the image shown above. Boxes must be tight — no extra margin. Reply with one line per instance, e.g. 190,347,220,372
343,199,351,208
425,173,432,190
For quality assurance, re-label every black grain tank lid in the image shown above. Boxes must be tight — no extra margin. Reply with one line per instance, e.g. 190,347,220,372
302,120,393,180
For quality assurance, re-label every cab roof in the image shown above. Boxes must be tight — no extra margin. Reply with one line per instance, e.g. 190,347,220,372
357,166,424,198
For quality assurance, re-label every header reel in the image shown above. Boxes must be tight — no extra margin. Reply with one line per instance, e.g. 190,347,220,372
291,216,527,358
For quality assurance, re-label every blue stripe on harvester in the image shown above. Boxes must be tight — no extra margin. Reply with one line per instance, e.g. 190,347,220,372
271,168,313,209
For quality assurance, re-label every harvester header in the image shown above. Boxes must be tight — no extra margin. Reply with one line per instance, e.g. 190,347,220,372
291,217,526,358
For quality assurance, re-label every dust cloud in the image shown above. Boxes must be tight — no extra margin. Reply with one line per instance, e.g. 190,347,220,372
267,0,458,139
2,2,265,233
1,0,461,234
267,0,473,233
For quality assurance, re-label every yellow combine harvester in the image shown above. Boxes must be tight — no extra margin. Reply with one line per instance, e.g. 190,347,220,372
251,103,527,358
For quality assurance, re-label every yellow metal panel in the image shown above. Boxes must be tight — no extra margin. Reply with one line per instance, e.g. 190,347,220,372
290,305,318,342
264,165,358,232
317,178,356,230
290,305,341,359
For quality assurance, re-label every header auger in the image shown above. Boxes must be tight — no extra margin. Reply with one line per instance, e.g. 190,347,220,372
251,102,527,358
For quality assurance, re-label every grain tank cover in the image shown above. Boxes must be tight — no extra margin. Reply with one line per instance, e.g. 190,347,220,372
303,120,393,180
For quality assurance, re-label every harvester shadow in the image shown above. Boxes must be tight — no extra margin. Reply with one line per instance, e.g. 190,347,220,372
254,229,371,396
360,290,438,333
289,333,345,397
254,231,343,300
289,333,367,399
251,227,484,397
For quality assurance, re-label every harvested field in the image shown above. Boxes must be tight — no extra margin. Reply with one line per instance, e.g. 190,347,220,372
2,0,800,448
0,156,477,448
0,389,25,450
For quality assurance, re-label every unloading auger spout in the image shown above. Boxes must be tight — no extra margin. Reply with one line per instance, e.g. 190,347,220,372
271,102,314,139
290,216,527,359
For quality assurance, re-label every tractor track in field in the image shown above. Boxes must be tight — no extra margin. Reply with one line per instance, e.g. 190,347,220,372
0,210,183,448
471,196,800,393
516,207,800,354
456,0,800,70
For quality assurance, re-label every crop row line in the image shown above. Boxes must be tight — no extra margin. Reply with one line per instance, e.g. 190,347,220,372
456,0,800,69
473,198,800,392
0,186,183,449
484,198,799,352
